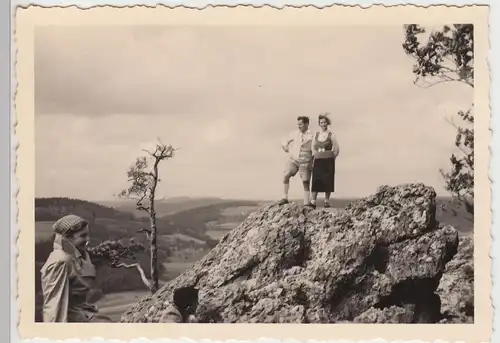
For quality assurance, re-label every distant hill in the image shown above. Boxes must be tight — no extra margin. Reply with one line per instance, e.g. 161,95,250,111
160,200,263,223
158,200,263,243
35,197,263,246
35,197,209,245
35,197,136,222
99,197,228,218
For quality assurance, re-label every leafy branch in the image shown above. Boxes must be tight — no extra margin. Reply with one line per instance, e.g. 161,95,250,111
403,24,474,218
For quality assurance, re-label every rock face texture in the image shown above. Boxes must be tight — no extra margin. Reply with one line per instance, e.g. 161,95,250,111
121,183,469,323
437,235,474,323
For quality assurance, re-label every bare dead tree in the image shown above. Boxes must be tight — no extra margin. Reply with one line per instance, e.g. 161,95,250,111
119,138,177,293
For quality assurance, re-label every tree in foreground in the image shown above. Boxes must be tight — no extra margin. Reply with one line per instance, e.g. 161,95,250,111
403,24,474,219
119,138,177,293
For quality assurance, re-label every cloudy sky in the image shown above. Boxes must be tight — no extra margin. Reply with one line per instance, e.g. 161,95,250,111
35,25,473,201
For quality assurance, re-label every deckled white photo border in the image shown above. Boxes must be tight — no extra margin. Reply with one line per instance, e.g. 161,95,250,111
8,1,498,343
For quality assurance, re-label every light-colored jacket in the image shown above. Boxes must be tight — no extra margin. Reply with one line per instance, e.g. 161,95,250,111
281,129,314,163
40,234,99,322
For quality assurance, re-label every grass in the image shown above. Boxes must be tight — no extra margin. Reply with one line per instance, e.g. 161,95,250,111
206,229,230,240
166,233,206,245
162,261,196,279
35,221,55,242
218,222,243,229
96,290,150,322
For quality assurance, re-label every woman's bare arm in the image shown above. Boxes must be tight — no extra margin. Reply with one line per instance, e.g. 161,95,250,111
311,133,318,156
331,133,340,158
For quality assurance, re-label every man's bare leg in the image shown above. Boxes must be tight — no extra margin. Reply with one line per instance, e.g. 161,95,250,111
279,173,293,205
279,162,298,205
284,181,290,201
303,181,311,206
301,167,314,208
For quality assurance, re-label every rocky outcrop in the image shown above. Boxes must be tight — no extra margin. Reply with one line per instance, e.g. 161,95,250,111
121,183,463,323
437,235,474,323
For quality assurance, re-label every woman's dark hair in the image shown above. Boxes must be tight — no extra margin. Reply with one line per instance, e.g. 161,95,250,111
297,116,310,125
173,286,199,310
318,113,331,126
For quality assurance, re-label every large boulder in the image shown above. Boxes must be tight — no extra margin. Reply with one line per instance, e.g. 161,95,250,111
121,183,460,323
437,235,474,323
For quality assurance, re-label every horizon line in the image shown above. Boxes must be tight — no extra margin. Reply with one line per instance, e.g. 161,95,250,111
35,194,457,204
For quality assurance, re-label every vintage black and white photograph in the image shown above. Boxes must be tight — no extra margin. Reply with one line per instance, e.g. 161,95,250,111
16,6,490,338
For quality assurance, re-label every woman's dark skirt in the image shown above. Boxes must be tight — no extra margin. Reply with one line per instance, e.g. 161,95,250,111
311,156,335,193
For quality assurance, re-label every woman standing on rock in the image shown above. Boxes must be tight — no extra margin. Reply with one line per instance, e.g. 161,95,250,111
310,113,340,208
40,214,112,322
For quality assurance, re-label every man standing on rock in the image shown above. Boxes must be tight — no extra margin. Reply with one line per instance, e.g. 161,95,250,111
279,116,315,208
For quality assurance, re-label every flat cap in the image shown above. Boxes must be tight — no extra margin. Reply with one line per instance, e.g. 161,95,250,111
53,214,88,235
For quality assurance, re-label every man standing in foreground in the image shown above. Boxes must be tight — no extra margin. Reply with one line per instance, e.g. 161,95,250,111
279,116,315,208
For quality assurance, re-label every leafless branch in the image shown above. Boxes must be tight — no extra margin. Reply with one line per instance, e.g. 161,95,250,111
142,148,154,156
463,79,474,88
457,145,472,157
115,262,152,290
414,78,459,89
135,192,150,213
137,205,150,213
444,115,458,129
439,65,458,75
138,227,152,240
443,55,456,65
414,71,472,89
